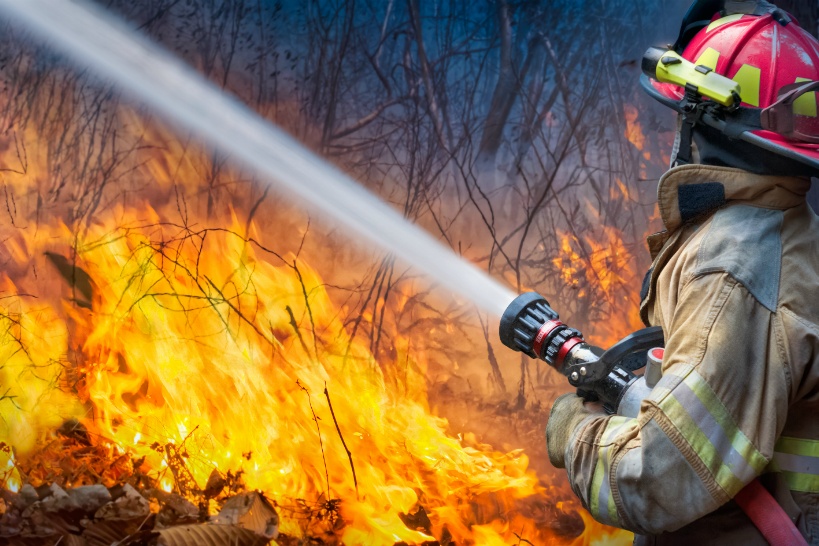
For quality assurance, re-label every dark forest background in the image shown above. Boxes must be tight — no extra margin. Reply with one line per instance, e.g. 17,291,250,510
1,0,817,415
99,0,690,389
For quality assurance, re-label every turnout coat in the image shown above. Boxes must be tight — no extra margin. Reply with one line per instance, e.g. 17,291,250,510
560,164,819,544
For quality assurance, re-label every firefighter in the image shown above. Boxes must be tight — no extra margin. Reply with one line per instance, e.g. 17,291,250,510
545,1,819,544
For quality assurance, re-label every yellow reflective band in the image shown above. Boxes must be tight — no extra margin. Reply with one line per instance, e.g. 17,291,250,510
659,369,768,497
733,64,761,107
590,450,617,524
779,471,819,493
766,462,819,492
775,436,819,458
589,416,633,526
765,437,819,492
794,77,818,118
695,48,721,71
707,14,744,33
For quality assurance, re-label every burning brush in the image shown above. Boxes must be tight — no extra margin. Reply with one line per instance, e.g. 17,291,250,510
0,214,613,546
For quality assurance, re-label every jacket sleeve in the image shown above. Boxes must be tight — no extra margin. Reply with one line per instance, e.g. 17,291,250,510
562,271,790,534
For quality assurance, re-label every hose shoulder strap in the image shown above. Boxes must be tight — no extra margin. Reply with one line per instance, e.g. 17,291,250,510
734,478,809,546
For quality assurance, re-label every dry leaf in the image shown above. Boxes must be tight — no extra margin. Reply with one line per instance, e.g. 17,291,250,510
5,534,87,546
68,486,112,514
202,470,225,499
21,502,81,536
155,524,271,546
150,491,198,527
83,515,155,546
95,485,150,521
41,484,81,514
45,252,95,309
214,491,279,539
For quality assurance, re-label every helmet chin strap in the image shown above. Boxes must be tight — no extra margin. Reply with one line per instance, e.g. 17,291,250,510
669,116,683,169
672,87,710,167
670,115,701,169
674,114,697,166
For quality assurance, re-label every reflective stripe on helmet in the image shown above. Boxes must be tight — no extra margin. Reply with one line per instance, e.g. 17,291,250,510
707,13,744,33
767,436,819,493
695,47,721,71
657,368,768,496
793,78,818,118
732,64,761,107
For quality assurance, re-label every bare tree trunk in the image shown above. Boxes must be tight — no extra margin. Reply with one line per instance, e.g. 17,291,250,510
476,0,519,168
407,0,451,151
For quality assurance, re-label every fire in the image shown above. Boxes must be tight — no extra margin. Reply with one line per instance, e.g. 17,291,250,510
551,225,644,348
0,49,643,546
623,105,651,162
0,199,620,543
0,276,85,457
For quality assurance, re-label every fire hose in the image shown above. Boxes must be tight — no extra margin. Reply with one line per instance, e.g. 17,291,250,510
499,292,808,546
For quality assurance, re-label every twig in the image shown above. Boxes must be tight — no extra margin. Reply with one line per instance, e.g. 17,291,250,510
292,259,319,360
164,425,199,496
477,312,506,393
0,388,20,409
324,383,358,499
297,380,330,500
514,531,535,546
285,305,311,356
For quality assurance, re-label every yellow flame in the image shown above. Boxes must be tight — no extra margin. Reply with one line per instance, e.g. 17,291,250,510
0,205,567,543
623,105,646,153
0,81,658,544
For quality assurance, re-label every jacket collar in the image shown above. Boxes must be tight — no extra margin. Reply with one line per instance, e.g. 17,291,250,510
656,164,810,234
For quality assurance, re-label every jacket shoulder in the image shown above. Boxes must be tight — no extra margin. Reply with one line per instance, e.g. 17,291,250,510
694,204,783,313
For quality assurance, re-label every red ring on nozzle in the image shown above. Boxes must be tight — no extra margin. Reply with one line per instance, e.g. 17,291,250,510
532,320,563,358
556,336,584,370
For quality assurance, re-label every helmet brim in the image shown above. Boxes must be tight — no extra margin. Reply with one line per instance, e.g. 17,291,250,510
740,130,819,173
640,74,819,174
639,74,684,113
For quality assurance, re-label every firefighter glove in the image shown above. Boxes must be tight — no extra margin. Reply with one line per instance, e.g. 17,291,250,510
546,393,605,469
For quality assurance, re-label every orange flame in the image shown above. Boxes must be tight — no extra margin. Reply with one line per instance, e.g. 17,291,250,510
551,225,644,348
0,203,605,544
0,81,645,545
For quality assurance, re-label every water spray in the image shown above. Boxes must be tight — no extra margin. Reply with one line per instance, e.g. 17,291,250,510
0,0,516,317
0,1,665,415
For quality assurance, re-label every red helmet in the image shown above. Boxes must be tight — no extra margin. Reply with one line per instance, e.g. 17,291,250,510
641,0,819,172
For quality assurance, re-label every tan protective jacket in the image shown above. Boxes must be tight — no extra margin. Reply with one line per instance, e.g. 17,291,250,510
561,164,819,544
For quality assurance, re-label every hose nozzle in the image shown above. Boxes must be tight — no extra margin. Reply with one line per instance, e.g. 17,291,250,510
499,292,585,373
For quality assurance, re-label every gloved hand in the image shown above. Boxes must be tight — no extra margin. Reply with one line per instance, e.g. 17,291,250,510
546,393,606,468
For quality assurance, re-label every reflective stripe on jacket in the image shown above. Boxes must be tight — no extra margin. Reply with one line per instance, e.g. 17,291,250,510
560,165,819,543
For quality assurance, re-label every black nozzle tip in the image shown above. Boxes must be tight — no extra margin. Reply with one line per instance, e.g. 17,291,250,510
499,292,556,352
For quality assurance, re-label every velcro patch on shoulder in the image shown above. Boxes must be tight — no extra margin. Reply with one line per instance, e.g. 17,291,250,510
695,205,783,312
678,183,726,224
